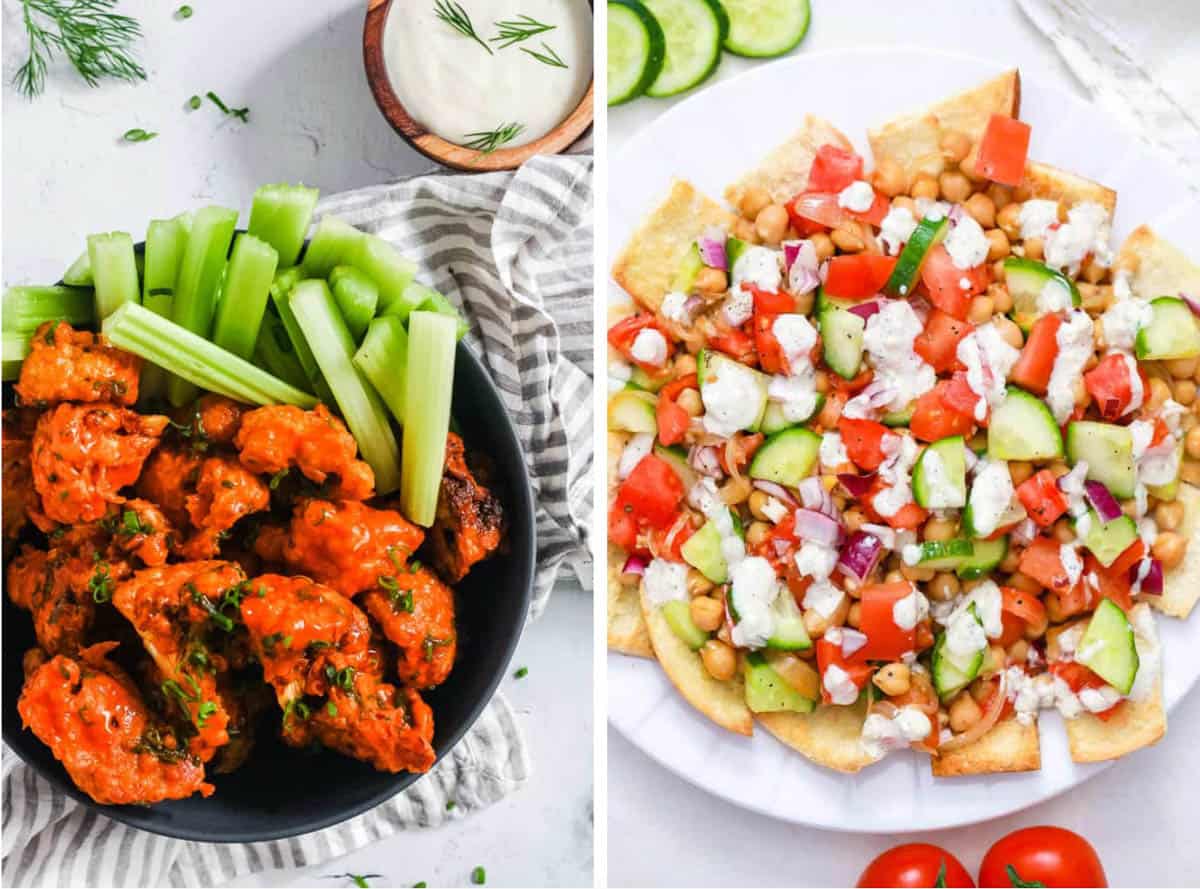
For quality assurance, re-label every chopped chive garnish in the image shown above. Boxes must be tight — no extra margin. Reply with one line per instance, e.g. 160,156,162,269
176,5,193,18
471,866,486,885
187,94,201,109
446,799,457,810
123,128,157,142
205,90,249,122
514,666,528,679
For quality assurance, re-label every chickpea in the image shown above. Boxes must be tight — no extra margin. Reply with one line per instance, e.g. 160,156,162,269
1008,461,1034,486
1044,592,1066,624
748,490,773,522
690,595,725,632
900,561,935,583
810,232,835,262
890,195,917,215
755,203,789,246
619,569,642,587
988,282,1013,314
794,289,815,316
803,608,830,638
846,601,862,629
959,141,984,181
673,388,701,418
1187,427,1200,460
961,193,996,230
721,474,753,506
1153,531,1188,570
928,572,961,601
745,520,771,548
969,295,995,324
996,202,1023,240
1008,639,1030,663
999,548,1021,573
831,224,865,253
885,569,905,584
1013,183,1033,202
1081,257,1108,284
993,315,1024,349
874,663,912,697
992,259,1007,282
1166,356,1199,379
940,130,972,164
1154,499,1184,531
1023,236,1045,261
924,516,958,542
732,217,758,244
1007,572,1042,595
843,507,866,534
1183,459,1200,486
686,568,714,597
694,267,728,294
948,692,983,733
911,174,939,200
738,185,771,220
674,353,697,376
872,157,909,197
1148,377,1172,412
939,170,972,203
985,228,1010,262
1053,517,1076,543
817,395,842,428
1048,461,1070,478
987,183,1013,210
1175,380,1196,406
700,639,737,681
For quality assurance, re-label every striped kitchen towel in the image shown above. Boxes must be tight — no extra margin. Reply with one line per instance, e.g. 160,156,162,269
1,153,594,887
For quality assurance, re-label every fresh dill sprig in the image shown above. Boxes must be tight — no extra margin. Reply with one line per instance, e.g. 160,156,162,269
14,0,147,99
462,122,524,155
122,128,156,143
205,91,250,122
490,13,555,49
434,0,492,55
520,41,567,69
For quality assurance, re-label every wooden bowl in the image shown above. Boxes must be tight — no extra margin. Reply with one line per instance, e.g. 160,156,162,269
363,0,594,172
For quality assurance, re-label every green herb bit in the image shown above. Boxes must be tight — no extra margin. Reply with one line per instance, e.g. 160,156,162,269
385,545,406,572
422,636,453,662
123,128,157,142
88,561,114,603
434,0,492,55
269,468,289,489
196,699,218,727
390,587,414,614
413,883,427,888
471,865,486,885
176,5,192,18
513,666,528,679
519,42,567,69
187,94,201,109
14,0,147,99
189,582,235,631
410,559,423,574
446,800,457,810
325,874,382,889
490,13,555,48
462,122,523,155
205,90,249,122
326,700,338,716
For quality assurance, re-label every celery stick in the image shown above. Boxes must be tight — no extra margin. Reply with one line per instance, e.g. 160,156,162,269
63,250,92,286
254,308,312,393
248,183,319,267
168,206,238,405
3,286,95,332
415,287,468,340
103,303,316,408
212,233,279,360
353,315,409,424
329,265,378,341
87,232,140,321
350,235,418,318
289,280,402,494
300,216,363,278
3,331,30,381
143,218,187,304
174,210,194,236
269,267,332,402
401,311,456,526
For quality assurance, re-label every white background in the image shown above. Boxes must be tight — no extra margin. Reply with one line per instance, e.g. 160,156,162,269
608,1,1200,886
2,2,593,886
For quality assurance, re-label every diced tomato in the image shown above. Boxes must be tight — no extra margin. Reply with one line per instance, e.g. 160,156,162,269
914,310,973,373
1085,352,1145,421
612,453,685,529
863,479,929,530
707,326,757,365
1016,469,1070,527
786,192,844,231
830,367,874,396
837,417,892,471
823,254,898,299
608,313,672,372
1009,313,1061,396
1109,539,1146,580
815,637,873,704
647,519,695,562
1051,655,1124,718
749,285,793,315
920,245,988,320
997,586,1048,646
748,285,796,375
911,381,975,442
1083,553,1135,614
655,374,697,447
807,144,864,193
1149,417,1170,448
941,372,983,421
857,582,920,661
608,500,638,550
975,676,1016,721
1017,536,1075,593
976,114,1031,187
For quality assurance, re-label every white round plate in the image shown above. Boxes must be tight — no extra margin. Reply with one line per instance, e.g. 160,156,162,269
608,47,1200,832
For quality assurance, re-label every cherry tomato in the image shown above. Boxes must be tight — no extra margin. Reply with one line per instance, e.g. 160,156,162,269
857,843,975,888
978,826,1107,888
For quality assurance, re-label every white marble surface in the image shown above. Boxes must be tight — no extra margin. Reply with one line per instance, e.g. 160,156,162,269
608,1,1200,885
3,2,593,886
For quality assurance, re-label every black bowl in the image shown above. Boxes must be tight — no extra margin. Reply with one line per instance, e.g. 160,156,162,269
2,322,536,841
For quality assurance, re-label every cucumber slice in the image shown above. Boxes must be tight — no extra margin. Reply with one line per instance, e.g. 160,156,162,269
766,591,811,651
931,606,985,699
662,599,709,650
627,365,669,392
654,443,698,490
1066,421,1136,499
760,395,824,434
745,652,816,713
670,242,704,293
1135,297,1200,360
642,0,728,98
608,0,667,105
681,521,727,583
884,214,949,297
609,390,658,433
697,349,770,433
882,404,914,427
987,386,1064,461
912,538,974,571
1147,440,1183,501
1076,598,1139,695
912,435,967,509
1079,510,1139,567
817,291,866,380
1003,257,1080,332
748,427,821,486
721,0,811,58
956,536,1008,580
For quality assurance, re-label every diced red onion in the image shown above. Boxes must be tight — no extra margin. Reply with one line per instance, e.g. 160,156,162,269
948,204,965,225
840,627,869,658
783,241,804,271
798,476,839,519
837,530,883,581
697,235,727,271
1084,480,1123,523
751,479,797,506
818,260,829,284
793,508,843,546
1012,518,1038,547
1131,558,1164,595
1182,293,1200,319
683,294,704,318
689,445,723,478
848,300,880,321
843,379,897,420
789,264,820,296
784,240,820,294
622,555,647,576
838,472,875,498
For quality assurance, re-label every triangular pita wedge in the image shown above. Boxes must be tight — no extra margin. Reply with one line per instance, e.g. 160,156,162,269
724,114,853,207
931,716,1041,777
611,180,736,314
640,584,753,736
1116,224,1200,302
1020,160,1117,214
868,70,1020,183
756,698,877,773
1155,482,1200,619
607,428,653,657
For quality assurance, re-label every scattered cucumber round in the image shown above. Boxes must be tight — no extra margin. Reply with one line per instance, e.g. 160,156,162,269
641,0,728,98
608,0,666,106
721,0,811,58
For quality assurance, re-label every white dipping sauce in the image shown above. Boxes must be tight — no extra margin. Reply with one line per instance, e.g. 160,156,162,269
384,0,593,148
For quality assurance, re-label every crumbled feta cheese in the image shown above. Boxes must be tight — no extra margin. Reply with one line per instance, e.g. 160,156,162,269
761,496,788,524
767,313,821,422
1018,199,1060,239
917,447,965,508
1046,310,1095,424
837,180,876,213
1079,685,1122,713
722,286,755,326
618,433,654,480
795,541,838,581
690,479,746,569
768,374,820,425
945,607,987,659
874,433,920,518
823,663,861,706
803,579,845,619
957,323,1021,421
608,359,633,393
1102,298,1153,352
1044,201,1113,274
915,197,951,220
1038,277,1076,314
967,458,1016,537
862,300,936,414
951,579,1004,639
1060,543,1084,587
1006,667,1047,725
879,206,918,255
660,290,691,325
861,707,931,760
944,213,990,269
820,431,849,469
642,559,688,605
892,586,929,630
959,276,971,290
1051,674,1082,719
701,359,765,437
731,245,782,293
630,328,668,367
773,313,817,371
729,556,780,649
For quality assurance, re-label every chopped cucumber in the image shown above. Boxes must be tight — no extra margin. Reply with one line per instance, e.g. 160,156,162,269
760,395,824,434
247,183,319,267
1147,440,1183,501
253,309,313,394
608,0,666,105
1135,296,1200,360
353,315,409,425
301,216,363,278
211,233,279,361
662,599,709,650
912,538,974,571
329,265,380,342
2,286,94,333
1066,421,1136,500
3,331,30,381
641,0,728,98
1076,598,1139,695
748,426,820,486
884,214,949,297
1079,510,1139,567
987,386,1063,461
400,312,458,525
817,291,866,380
87,232,140,320
931,606,985,699
608,390,658,433
956,536,1008,580
653,443,698,491
350,235,418,319
671,242,704,293
912,435,967,509
882,404,914,427
1003,257,1080,332
766,591,811,651
721,0,810,58
744,652,816,714
697,349,769,432
680,507,741,583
